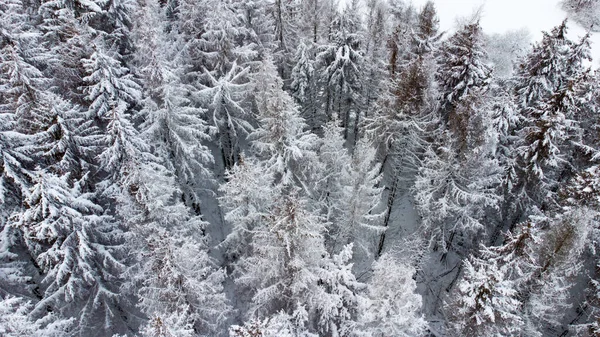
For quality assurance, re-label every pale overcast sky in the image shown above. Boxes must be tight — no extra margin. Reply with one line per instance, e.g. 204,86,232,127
409,0,600,66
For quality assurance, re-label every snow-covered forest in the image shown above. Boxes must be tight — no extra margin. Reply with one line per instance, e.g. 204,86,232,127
1,0,600,335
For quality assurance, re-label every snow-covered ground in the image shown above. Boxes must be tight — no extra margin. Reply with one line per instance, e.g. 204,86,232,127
411,0,600,67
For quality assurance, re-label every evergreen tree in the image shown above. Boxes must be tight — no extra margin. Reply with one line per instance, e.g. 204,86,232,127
315,120,384,258
316,119,352,249
413,1,441,55
358,253,428,337
250,56,319,187
316,6,364,140
81,40,141,122
135,228,230,335
290,41,321,132
416,18,502,253
37,0,94,103
235,192,364,336
235,0,276,58
414,128,501,251
0,0,56,137
187,0,255,76
336,139,385,256
271,0,300,78
298,0,338,44
199,63,252,171
219,157,278,262
436,21,492,124
0,295,73,336
450,206,596,336
133,0,213,213
448,241,527,337
14,169,131,336
39,94,100,177
361,0,389,119
513,23,591,211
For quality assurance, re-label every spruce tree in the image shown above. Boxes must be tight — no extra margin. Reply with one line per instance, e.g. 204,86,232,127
250,56,319,188
436,21,492,124
316,7,364,140
199,63,252,171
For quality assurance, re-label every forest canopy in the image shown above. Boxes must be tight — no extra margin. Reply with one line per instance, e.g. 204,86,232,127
0,0,599,336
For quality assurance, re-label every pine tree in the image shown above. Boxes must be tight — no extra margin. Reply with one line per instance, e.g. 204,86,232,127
235,0,276,58
436,21,492,123
235,192,364,335
107,125,231,336
37,0,94,104
413,130,501,251
316,119,352,249
132,0,213,213
199,63,252,171
34,93,101,181
234,193,325,328
520,208,595,335
514,24,591,210
14,168,131,336
413,1,441,56
271,0,300,78
0,0,50,135
290,41,321,132
136,228,230,335
187,0,255,76
298,0,338,44
448,244,526,337
219,157,278,262
561,0,600,31
250,56,319,187
0,115,36,215
315,243,366,336
81,40,141,122
490,79,523,236
451,204,596,337
138,313,195,337
361,0,389,118
82,31,231,335
336,139,385,256
0,295,73,336
230,313,311,337
316,6,364,140
358,253,428,337
414,18,503,252
116,143,231,336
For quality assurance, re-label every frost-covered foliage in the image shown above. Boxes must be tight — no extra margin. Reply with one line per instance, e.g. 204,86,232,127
436,21,492,115
2,0,600,335
448,239,529,337
250,56,319,187
561,0,600,31
291,41,321,131
316,6,364,140
82,42,141,121
135,228,230,335
0,296,73,337
358,253,427,336
219,157,278,261
199,63,252,170
133,0,213,211
513,21,592,210
414,130,501,250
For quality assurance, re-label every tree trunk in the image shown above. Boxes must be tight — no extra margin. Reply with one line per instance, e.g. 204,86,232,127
377,174,398,257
